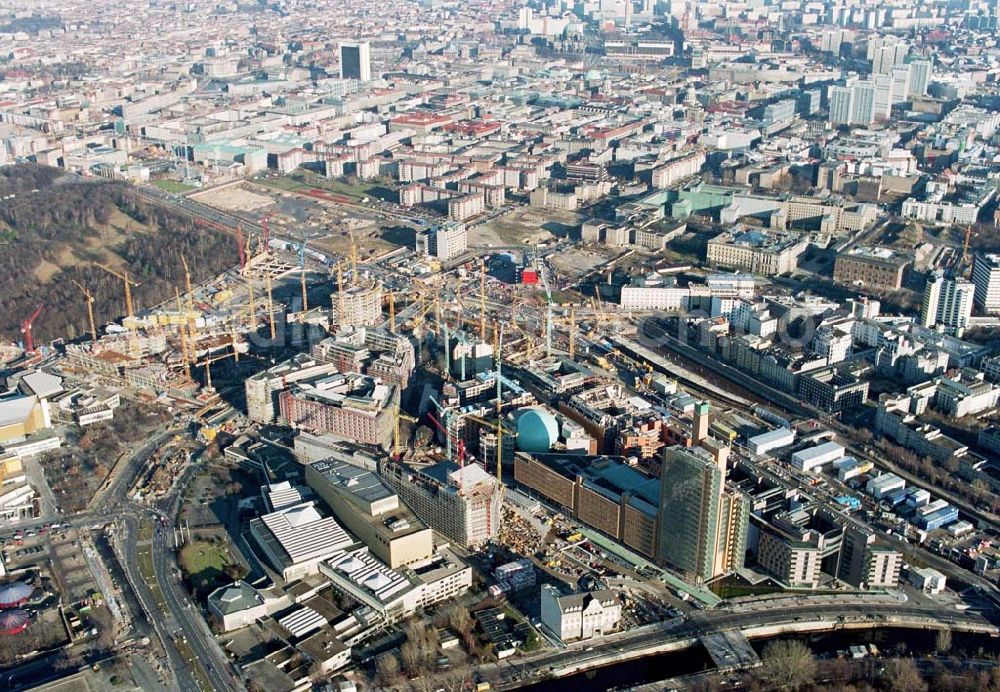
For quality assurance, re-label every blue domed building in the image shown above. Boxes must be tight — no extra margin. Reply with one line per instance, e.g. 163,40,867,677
515,407,560,454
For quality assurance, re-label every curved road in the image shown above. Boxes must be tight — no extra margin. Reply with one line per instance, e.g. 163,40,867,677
483,600,998,690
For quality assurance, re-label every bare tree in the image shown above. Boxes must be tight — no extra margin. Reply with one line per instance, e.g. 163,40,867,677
447,606,475,650
935,628,952,655
399,639,423,677
883,658,927,692
376,652,401,687
759,640,816,691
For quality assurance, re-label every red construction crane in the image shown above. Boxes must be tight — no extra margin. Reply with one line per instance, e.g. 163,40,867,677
21,305,43,354
426,410,467,468
261,215,271,253
236,225,246,269
191,217,247,267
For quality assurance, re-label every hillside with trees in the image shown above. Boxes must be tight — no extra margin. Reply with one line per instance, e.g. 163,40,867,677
0,164,241,345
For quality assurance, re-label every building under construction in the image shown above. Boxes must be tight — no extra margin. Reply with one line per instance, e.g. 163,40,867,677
331,281,383,327
379,459,502,549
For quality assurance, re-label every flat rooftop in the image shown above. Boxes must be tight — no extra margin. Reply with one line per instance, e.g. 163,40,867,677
251,501,356,568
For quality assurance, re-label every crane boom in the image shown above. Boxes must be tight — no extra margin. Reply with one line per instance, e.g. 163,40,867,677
299,239,308,311
98,264,140,319
236,226,246,269
21,305,44,353
72,280,97,342
540,263,553,357
261,215,271,253
479,263,487,342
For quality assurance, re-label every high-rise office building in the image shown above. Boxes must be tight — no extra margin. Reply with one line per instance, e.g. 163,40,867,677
657,446,749,583
340,41,371,81
972,253,1000,314
920,271,974,330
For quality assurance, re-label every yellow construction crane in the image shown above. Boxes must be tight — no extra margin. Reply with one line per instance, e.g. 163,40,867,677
198,352,233,392
512,319,536,361
300,265,309,312
568,307,576,359
387,291,396,334
393,403,419,459
72,279,97,342
174,289,192,382
298,240,309,312
197,327,241,391
479,263,488,342
464,413,516,485
245,237,257,330
551,308,578,359
98,264,139,322
180,255,198,348
335,261,346,324
180,255,193,298
349,232,359,285
264,269,276,341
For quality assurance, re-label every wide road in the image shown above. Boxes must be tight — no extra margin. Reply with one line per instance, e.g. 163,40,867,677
121,512,198,692
481,598,998,690
151,521,239,691
92,428,179,513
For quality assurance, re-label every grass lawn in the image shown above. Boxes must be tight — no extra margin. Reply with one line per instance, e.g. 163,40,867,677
256,169,397,201
255,175,308,192
710,576,785,599
179,540,230,594
152,179,196,194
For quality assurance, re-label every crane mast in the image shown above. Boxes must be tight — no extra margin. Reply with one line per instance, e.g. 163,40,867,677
72,280,97,342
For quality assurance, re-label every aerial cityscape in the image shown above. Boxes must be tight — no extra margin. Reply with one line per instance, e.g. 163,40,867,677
0,0,999,690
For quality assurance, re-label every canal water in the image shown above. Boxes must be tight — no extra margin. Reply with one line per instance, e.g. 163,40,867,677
520,627,1000,691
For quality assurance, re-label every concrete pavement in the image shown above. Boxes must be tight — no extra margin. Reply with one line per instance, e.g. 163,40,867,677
478,597,999,690
151,522,240,691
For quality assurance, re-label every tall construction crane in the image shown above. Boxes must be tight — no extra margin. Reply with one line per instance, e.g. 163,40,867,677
392,403,419,460
555,308,577,359
479,263,488,342
349,231,359,285
540,264,554,357
264,269,277,341
174,289,193,382
387,291,396,334
20,305,44,354
261,215,271,254
98,264,140,322
298,240,309,311
427,395,460,463
72,280,98,342
236,226,247,270
335,261,346,325
198,352,234,392
464,412,516,485
493,323,503,414
197,325,241,391
244,236,257,330
179,255,199,351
